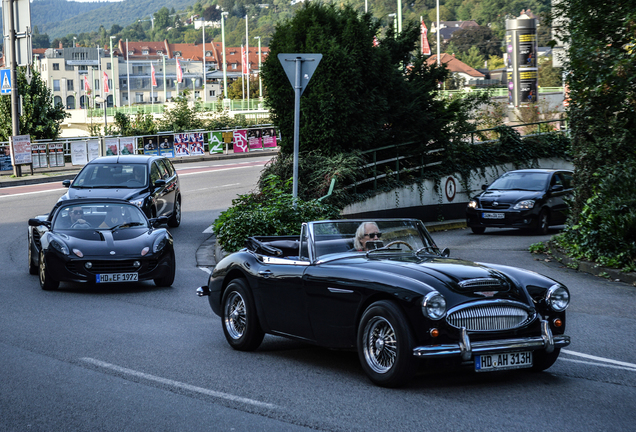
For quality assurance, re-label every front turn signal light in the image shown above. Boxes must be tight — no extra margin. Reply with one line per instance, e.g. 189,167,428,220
429,328,440,338
553,318,563,328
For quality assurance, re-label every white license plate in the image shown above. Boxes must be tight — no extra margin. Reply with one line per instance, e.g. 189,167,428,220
96,273,139,283
482,212,505,219
475,351,533,372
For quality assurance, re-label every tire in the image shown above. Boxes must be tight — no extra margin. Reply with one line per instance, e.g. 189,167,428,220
357,300,417,387
221,279,264,351
28,235,38,275
154,250,176,287
536,210,550,235
39,250,59,291
531,348,561,371
471,226,486,234
167,196,181,227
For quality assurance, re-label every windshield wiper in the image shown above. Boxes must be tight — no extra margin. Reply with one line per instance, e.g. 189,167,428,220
109,222,144,231
415,246,439,256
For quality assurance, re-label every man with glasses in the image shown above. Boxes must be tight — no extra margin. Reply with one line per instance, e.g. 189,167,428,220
354,222,383,251
69,206,91,229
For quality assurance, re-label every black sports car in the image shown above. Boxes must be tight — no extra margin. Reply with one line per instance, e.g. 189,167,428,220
466,169,574,234
197,219,571,387
28,198,176,290
60,155,181,227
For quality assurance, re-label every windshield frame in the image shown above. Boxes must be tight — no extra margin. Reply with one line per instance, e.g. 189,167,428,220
72,163,148,189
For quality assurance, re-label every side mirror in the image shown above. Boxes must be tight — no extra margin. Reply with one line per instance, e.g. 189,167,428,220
150,216,169,227
551,184,564,192
62,179,71,187
441,247,451,257
154,179,166,188
28,218,49,228
481,184,488,191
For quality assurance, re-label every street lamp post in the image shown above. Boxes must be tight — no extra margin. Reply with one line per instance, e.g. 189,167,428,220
221,12,229,104
73,36,76,47
254,36,262,100
109,35,117,107
397,0,402,33
388,13,397,37
201,19,207,103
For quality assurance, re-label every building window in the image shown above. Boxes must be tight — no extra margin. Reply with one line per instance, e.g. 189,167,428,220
174,51,181,57
142,50,149,55
128,50,134,55
94,79,100,90
53,63,59,70
107,62,111,70
232,63,237,70
210,90,215,97
157,50,163,55
67,80,74,91
53,80,60,91
79,65,88,71
54,95,62,106
135,92,144,103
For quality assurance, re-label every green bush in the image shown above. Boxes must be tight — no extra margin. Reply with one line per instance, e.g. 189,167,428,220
213,175,341,252
554,161,636,271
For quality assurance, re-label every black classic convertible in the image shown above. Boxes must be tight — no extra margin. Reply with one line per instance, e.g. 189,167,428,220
197,219,571,387
28,198,176,290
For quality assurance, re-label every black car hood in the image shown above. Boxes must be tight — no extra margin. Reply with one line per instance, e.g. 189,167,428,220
53,228,158,257
61,187,144,201
477,189,542,204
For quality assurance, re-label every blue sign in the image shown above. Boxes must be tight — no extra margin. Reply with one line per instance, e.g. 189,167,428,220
1,69,11,94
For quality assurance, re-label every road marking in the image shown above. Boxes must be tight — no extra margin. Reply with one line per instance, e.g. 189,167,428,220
563,349,636,369
80,357,277,409
198,267,212,274
0,187,65,198
178,165,256,177
561,358,636,372
186,183,240,194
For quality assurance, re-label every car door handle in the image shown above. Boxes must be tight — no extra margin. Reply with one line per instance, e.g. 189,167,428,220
258,270,273,278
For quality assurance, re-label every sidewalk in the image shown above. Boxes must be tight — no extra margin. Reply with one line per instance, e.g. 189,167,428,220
0,149,278,188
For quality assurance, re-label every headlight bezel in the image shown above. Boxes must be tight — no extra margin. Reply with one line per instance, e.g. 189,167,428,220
421,291,447,320
546,284,570,312
513,200,536,210
152,233,169,254
468,200,478,209
50,237,70,256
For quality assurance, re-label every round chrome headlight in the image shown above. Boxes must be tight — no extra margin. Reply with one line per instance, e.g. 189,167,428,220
468,200,478,209
546,284,570,312
422,291,447,320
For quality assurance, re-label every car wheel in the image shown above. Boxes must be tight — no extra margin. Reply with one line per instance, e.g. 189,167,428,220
221,279,264,351
153,250,176,287
536,210,550,235
531,348,561,371
167,196,181,227
39,250,59,291
471,226,486,234
28,235,38,275
358,300,417,387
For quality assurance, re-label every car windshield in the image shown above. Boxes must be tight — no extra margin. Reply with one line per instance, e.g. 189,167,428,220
53,203,148,230
488,172,550,191
310,219,438,259
72,163,148,188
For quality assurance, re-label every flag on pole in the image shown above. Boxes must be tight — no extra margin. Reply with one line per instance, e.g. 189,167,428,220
151,64,157,87
176,58,183,83
103,72,109,93
242,46,249,74
84,75,90,92
421,19,431,55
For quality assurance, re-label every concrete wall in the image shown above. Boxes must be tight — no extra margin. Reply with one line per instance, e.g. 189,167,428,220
341,158,573,222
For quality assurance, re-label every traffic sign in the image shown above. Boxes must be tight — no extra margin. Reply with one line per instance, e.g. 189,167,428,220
278,54,322,96
1,69,11,94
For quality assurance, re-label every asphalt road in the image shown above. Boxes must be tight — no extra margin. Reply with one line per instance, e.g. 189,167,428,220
1,157,635,431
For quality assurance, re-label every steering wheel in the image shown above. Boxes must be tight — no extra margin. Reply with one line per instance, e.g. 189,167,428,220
384,240,414,250
71,221,91,229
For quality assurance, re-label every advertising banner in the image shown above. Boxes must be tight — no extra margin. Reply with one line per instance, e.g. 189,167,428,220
40,145,49,168
517,32,537,68
158,135,175,158
10,135,32,165
519,70,538,103
143,136,159,155
31,145,40,169
262,128,277,148
119,137,135,155
105,138,119,156
48,144,57,167
174,133,190,157
0,146,12,171
209,131,224,154
248,129,263,150
233,130,248,153
188,133,205,156
87,140,100,161
71,141,88,165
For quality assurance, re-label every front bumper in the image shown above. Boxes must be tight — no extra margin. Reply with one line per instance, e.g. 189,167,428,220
466,209,538,229
413,320,570,361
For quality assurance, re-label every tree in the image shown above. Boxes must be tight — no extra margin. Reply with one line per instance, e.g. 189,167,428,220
538,56,562,87
227,77,260,100
262,3,459,156
552,0,636,269
446,26,502,58
455,45,486,70
0,69,68,141
158,90,203,132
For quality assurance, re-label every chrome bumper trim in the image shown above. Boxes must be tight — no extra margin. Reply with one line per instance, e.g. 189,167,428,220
413,320,570,359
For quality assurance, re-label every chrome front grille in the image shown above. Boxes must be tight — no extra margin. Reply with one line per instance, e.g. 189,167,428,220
447,302,532,331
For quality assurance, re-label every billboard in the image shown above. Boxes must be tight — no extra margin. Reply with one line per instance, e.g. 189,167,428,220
506,18,538,107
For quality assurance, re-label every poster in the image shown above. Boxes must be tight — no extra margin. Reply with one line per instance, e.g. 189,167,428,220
55,143,65,167
233,130,248,153
248,129,263,150
48,144,57,167
105,138,119,156
188,132,205,156
519,70,538,103
10,135,32,165
174,133,190,157
143,136,159,155
209,131,224,154
32,145,40,169
262,128,277,148
0,146,12,171
87,140,100,161
517,32,536,68
119,137,135,155
158,135,175,158
71,141,88,165
39,144,49,168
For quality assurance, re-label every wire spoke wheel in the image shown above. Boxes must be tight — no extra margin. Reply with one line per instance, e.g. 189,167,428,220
364,316,398,373
224,291,247,340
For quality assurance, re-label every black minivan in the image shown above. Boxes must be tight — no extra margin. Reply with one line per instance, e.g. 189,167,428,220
60,155,181,227
466,169,573,234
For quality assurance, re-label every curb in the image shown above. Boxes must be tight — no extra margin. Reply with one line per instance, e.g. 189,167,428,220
545,241,636,286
